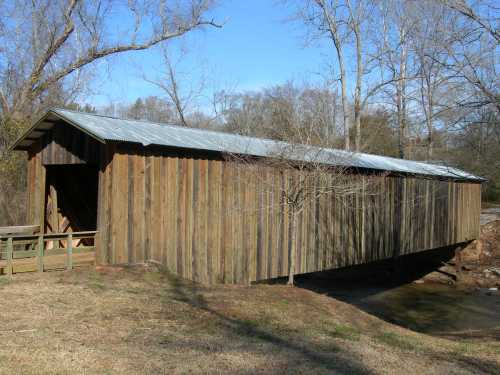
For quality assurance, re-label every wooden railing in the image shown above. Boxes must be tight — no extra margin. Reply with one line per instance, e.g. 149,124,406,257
0,225,40,236
0,231,97,276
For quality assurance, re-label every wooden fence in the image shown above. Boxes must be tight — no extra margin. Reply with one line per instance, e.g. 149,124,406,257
0,231,97,276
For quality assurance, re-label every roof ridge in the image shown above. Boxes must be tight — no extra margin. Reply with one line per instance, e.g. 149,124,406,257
51,106,181,126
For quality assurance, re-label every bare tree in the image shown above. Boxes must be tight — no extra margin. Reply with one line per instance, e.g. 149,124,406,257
223,81,342,145
143,46,211,127
375,0,416,159
345,0,363,151
408,2,455,160
0,0,220,133
394,15,410,159
290,0,351,150
345,0,402,152
144,50,191,127
440,0,499,43
316,0,351,151
228,109,384,285
124,96,174,123
439,0,499,114
290,0,404,153
0,0,220,225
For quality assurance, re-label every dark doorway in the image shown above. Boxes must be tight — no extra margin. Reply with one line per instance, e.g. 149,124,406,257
44,165,98,233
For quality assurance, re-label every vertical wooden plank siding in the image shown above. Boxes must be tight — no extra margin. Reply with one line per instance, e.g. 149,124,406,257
96,143,114,264
62,143,482,285
26,144,46,231
21,119,482,285
41,123,100,165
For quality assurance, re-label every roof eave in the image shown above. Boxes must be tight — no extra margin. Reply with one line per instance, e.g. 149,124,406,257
9,108,106,152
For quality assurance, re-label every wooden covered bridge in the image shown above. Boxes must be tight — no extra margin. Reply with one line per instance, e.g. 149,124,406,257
2,108,483,283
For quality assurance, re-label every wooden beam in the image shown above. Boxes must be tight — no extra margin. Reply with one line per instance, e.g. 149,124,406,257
66,233,73,270
0,225,40,236
6,237,13,276
41,119,60,124
37,235,44,273
50,181,59,233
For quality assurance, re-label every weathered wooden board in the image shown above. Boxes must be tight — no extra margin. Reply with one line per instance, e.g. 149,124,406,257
26,142,46,228
41,122,100,165
0,225,40,236
94,143,482,285
0,252,95,274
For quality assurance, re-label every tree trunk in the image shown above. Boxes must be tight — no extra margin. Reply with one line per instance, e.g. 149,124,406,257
401,91,408,158
426,99,433,160
353,21,362,152
339,54,350,151
427,128,433,160
425,76,434,160
397,82,408,159
396,87,404,158
317,0,349,151
398,38,408,159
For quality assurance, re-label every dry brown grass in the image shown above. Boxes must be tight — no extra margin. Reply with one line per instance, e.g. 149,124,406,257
0,266,498,374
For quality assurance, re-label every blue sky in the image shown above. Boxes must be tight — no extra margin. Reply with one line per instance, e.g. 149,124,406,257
88,0,333,107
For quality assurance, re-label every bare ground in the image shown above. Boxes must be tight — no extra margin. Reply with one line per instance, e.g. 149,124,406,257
422,219,500,289
0,266,498,374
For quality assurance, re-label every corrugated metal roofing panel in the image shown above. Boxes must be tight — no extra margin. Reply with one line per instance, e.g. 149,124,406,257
16,107,486,181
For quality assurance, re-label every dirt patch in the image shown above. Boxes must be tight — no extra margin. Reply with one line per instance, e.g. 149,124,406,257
0,267,498,374
459,219,499,287
422,220,500,289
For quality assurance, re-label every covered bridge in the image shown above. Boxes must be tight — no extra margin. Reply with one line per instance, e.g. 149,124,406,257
11,108,483,284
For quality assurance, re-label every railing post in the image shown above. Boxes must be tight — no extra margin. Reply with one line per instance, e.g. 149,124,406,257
66,233,73,271
37,235,44,273
6,237,13,276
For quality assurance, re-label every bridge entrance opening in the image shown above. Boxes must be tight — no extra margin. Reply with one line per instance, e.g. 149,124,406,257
44,165,98,234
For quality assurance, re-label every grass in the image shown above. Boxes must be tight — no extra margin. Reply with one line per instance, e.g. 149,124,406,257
491,343,500,355
329,324,362,341
0,266,498,374
308,320,361,342
374,331,422,352
454,342,478,355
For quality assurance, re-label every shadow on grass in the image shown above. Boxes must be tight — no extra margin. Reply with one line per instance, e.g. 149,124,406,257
160,270,375,374
438,328,500,341
294,247,500,335
292,257,500,374
295,245,459,298
432,350,500,375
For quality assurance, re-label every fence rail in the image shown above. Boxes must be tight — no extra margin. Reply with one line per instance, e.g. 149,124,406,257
0,231,97,276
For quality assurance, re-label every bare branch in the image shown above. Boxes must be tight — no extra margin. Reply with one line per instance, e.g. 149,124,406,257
441,0,500,42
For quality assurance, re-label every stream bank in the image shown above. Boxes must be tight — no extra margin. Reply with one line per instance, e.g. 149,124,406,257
296,213,500,340
422,213,500,289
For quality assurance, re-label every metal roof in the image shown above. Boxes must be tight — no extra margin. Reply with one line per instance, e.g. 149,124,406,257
12,107,484,181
